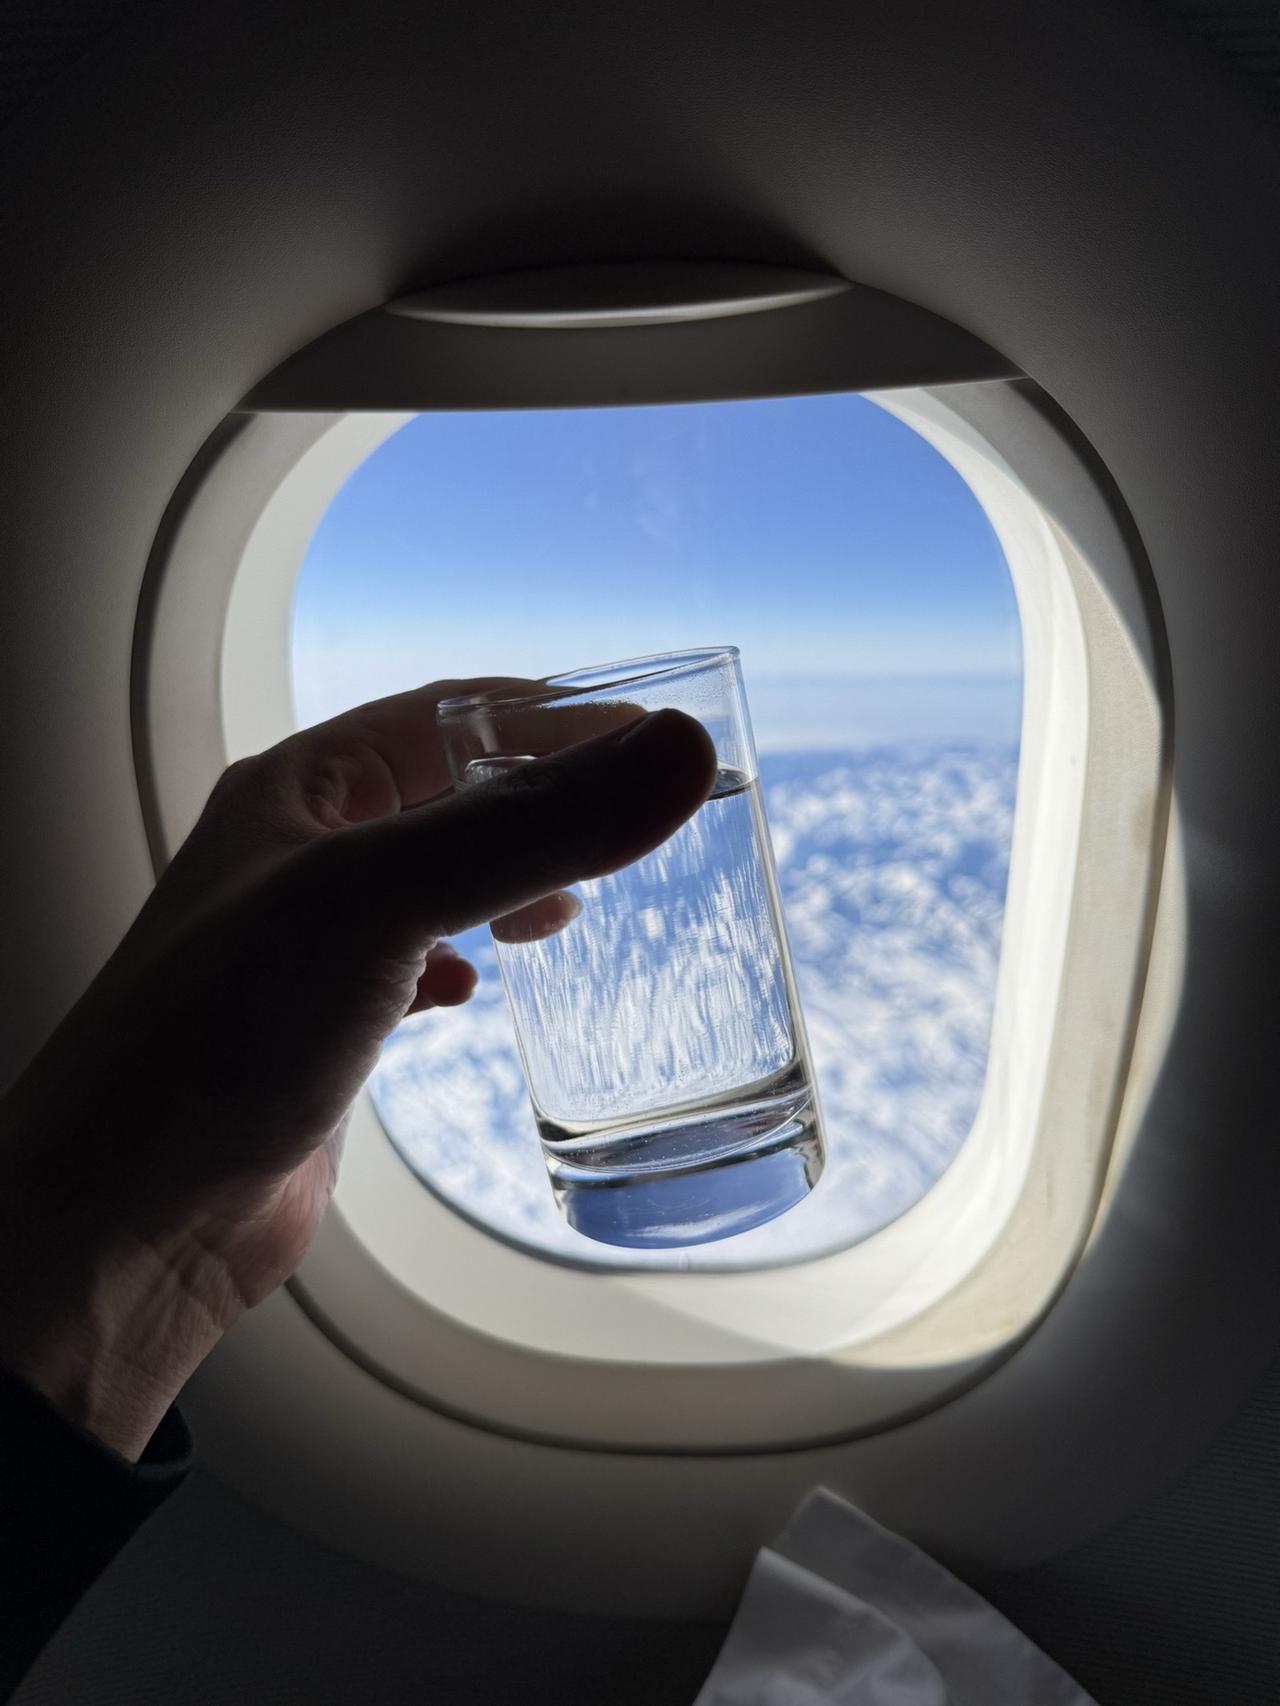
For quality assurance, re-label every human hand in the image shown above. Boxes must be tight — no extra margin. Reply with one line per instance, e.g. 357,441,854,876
0,681,716,1458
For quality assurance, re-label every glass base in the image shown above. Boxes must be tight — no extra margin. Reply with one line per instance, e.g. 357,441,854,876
542,1077,823,1250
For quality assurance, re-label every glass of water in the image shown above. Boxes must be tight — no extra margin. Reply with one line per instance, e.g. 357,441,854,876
436,648,824,1250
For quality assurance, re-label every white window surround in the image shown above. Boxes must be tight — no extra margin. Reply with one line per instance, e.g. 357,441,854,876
137,381,1172,1453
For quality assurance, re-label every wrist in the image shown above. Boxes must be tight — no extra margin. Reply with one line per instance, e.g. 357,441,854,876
0,1248,223,1462
0,1158,225,1461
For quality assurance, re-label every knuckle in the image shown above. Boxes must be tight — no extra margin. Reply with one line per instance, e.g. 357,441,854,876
209,753,260,798
181,755,266,855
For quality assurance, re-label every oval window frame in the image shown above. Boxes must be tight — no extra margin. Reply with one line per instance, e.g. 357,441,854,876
135,377,1170,1452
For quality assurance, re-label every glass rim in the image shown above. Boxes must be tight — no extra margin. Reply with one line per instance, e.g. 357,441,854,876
436,646,740,718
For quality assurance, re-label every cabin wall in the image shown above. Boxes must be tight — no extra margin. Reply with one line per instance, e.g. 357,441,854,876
15,1347,1280,1706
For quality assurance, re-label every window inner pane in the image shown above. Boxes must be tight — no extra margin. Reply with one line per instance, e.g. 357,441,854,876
291,394,1022,1268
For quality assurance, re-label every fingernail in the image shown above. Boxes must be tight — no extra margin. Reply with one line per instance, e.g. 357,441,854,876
612,710,655,744
617,708,690,746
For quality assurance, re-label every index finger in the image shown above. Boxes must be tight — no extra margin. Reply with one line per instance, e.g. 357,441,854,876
266,678,647,835
277,677,534,816
435,687,650,783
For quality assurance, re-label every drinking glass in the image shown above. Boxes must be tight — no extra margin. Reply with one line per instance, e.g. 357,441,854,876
437,648,824,1249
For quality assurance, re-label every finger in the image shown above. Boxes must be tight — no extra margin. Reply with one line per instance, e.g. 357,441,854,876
444,694,648,772
404,941,478,1014
339,707,718,941
265,679,647,835
490,890,582,944
274,678,537,827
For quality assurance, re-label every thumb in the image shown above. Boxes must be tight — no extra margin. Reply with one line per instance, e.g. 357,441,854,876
342,707,719,940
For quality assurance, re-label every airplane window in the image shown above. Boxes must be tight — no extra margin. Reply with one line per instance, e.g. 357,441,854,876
290,395,1022,1268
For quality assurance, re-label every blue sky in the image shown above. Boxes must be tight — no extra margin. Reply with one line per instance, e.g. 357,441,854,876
291,393,1022,747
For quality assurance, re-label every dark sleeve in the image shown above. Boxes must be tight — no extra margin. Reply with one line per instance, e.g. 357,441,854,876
0,1361,192,1700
